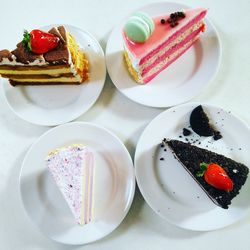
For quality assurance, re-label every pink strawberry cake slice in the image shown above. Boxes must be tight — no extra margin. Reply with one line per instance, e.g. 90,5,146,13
46,144,94,225
123,8,207,84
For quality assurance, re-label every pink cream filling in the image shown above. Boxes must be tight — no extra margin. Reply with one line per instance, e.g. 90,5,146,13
88,154,94,223
143,37,199,83
84,153,90,224
139,10,207,65
141,25,204,77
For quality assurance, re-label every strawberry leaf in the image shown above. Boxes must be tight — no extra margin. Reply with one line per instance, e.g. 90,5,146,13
196,170,205,177
196,162,208,177
22,30,32,52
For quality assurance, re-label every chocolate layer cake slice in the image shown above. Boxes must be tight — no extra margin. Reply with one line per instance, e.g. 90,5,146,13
163,139,249,209
0,26,89,86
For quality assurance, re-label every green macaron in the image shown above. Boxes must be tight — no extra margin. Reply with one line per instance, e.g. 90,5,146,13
124,11,155,43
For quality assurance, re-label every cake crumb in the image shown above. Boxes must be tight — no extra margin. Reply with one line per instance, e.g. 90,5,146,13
183,128,192,136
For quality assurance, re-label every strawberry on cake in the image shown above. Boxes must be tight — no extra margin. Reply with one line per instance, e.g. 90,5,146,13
123,8,207,84
162,139,249,209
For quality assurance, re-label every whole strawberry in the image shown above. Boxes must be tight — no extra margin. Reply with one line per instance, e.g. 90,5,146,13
196,162,234,192
22,29,60,54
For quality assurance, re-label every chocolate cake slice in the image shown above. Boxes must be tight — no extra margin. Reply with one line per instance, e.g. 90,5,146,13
163,139,249,209
0,26,89,86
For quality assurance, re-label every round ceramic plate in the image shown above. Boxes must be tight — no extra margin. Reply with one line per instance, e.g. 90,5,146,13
135,102,250,231
19,122,135,245
105,2,221,107
1,25,106,126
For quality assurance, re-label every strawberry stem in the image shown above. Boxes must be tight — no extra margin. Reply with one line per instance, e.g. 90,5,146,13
22,30,32,52
196,162,208,177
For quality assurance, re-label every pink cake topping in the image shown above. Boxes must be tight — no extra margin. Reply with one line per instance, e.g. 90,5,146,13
123,8,207,60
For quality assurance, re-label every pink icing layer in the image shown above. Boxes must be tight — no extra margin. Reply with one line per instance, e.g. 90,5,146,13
123,8,207,63
88,153,94,223
142,25,204,77
84,153,90,224
143,37,199,83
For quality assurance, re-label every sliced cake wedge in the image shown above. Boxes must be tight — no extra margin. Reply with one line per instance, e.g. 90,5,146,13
123,8,207,84
46,144,94,225
163,139,249,209
0,26,89,86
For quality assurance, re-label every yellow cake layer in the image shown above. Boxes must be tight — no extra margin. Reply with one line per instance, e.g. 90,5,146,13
123,50,141,83
0,67,71,75
67,32,89,82
10,76,79,83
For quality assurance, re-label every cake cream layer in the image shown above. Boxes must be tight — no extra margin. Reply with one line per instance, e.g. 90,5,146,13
80,150,94,225
143,36,199,83
140,21,203,74
142,24,204,78
9,81,82,86
10,76,80,82
1,73,73,79
0,66,71,75
46,144,94,225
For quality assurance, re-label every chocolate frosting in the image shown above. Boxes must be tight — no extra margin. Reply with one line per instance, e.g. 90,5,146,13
0,26,69,65
0,49,13,62
12,42,43,64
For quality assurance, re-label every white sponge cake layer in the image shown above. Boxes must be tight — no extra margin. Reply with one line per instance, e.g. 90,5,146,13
46,144,94,225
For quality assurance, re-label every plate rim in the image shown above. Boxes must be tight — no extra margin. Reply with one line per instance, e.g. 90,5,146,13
1,24,106,127
105,1,222,108
134,101,250,231
19,121,136,245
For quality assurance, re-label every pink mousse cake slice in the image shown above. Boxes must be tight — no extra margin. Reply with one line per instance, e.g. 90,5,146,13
46,144,94,225
123,8,207,84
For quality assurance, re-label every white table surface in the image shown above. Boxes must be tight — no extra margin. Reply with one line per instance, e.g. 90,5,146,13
0,0,250,249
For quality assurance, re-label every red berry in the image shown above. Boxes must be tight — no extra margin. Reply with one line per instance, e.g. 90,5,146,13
204,163,234,191
23,29,60,54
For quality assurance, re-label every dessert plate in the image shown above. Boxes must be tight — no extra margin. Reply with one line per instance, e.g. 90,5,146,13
135,102,250,231
105,2,221,108
1,25,106,126
19,122,135,245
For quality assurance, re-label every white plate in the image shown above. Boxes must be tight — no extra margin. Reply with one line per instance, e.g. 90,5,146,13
19,122,135,245
105,2,221,107
135,102,250,231
2,25,106,126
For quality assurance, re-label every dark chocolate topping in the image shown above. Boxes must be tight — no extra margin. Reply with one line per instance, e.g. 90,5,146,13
43,43,69,65
44,26,69,64
57,26,67,43
165,139,249,209
11,42,43,64
48,26,66,44
0,50,13,62
0,26,69,65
